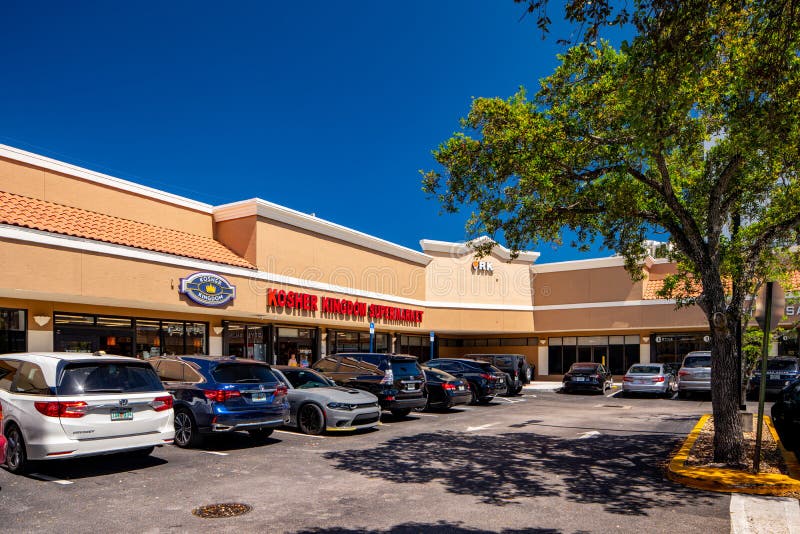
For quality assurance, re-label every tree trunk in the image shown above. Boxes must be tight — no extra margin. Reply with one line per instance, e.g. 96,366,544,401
709,314,745,465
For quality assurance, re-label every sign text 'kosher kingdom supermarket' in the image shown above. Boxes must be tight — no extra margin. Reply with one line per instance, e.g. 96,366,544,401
266,288,423,324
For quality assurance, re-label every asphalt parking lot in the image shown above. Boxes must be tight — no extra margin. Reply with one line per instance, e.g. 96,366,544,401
0,389,739,533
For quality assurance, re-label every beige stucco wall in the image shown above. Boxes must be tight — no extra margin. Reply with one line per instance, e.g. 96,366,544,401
532,266,644,306
0,157,213,237
255,219,427,300
533,303,708,333
425,251,534,306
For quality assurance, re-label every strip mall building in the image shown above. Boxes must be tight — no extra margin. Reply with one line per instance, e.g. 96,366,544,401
2,145,797,377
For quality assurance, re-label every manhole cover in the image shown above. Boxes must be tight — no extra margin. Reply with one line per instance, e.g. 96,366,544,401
192,503,252,519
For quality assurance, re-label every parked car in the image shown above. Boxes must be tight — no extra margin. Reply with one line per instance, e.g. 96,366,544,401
562,362,613,394
150,356,289,448
0,352,174,474
622,363,677,397
420,366,472,410
313,353,426,417
771,378,800,448
747,357,800,399
0,399,6,465
272,366,380,435
677,351,712,399
466,354,533,395
424,358,506,404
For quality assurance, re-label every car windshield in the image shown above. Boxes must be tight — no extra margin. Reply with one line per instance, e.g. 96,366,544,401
58,362,165,395
683,355,712,368
767,360,799,371
212,363,279,384
281,369,332,389
629,365,661,374
390,359,421,378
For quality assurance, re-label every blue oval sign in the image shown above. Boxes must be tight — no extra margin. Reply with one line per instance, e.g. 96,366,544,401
180,272,236,307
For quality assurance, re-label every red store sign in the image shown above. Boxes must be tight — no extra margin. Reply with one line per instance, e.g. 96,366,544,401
267,288,423,324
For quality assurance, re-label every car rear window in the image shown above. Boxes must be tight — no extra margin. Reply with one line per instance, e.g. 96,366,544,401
390,359,421,377
58,362,165,395
629,365,661,374
683,355,711,368
767,360,799,371
212,363,279,384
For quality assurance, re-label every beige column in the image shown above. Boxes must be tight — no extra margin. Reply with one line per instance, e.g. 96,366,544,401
537,344,549,376
640,341,651,363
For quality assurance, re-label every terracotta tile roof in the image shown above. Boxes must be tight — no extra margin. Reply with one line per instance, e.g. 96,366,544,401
0,191,255,269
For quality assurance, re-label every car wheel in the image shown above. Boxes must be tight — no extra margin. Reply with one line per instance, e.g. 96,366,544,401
128,446,155,458
4,424,28,474
248,428,274,441
513,385,523,395
390,408,412,418
478,396,493,405
298,404,326,435
174,408,201,448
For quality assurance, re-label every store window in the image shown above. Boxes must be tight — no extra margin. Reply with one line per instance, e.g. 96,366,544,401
548,335,639,375
223,323,268,361
54,313,207,358
778,329,799,356
398,334,431,361
651,332,710,363
327,330,389,355
276,327,317,366
0,308,26,353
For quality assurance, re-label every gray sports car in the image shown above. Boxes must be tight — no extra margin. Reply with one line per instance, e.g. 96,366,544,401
273,366,381,435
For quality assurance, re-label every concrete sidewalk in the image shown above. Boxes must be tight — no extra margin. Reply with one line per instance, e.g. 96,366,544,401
522,381,562,391
730,494,800,534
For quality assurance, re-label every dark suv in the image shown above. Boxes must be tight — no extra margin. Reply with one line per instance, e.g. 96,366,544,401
747,357,800,399
425,358,507,404
466,354,533,395
150,356,290,448
312,353,426,417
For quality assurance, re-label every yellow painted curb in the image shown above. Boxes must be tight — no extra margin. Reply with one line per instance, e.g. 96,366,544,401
666,414,800,495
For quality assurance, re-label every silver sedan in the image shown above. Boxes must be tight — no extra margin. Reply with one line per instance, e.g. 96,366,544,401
273,366,381,435
621,363,677,397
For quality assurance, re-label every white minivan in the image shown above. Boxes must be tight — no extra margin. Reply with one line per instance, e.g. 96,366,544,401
0,353,174,474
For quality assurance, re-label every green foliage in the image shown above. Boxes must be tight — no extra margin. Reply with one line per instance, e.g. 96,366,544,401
423,1,800,314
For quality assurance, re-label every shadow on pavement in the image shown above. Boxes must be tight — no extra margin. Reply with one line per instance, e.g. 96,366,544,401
22,451,167,480
295,522,560,533
323,429,722,514
196,432,282,451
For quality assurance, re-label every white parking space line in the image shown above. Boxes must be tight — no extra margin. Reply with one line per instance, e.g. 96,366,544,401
576,430,602,440
730,493,800,534
497,397,526,404
606,389,622,398
275,430,326,439
466,423,498,432
29,473,73,485
413,413,439,417
200,451,229,456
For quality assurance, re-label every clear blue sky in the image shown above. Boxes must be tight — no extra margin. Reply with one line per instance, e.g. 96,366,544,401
1,1,617,262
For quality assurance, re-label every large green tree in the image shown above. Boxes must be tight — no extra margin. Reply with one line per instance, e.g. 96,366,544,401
424,0,800,465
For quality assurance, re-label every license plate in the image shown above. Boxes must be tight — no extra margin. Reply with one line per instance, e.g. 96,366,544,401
457,386,465,391
697,373,710,379
251,392,267,402
575,377,586,382
406,383,415,391
635,379,647,384
110,408,133,421
769,374,781,380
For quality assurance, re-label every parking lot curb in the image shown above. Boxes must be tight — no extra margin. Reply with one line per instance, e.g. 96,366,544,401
666,414,800,496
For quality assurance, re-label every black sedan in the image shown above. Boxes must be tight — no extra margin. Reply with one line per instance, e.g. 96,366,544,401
771,379,800,448
425,358,506,404
562,362,613,394
420,366,472,410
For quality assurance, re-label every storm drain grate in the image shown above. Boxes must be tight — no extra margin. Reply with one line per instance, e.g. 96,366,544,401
594,404,632,409
192,503,252,519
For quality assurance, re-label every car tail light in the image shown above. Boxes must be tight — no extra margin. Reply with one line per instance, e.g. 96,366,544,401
623,376,633,382
442,383,457,391
514,370,519,377
385,395,395,401
678,370,690,377
152,396,173,412
380,368,395,385
274,385,288,398
34,401,88,418
480,373,495,381
203,390,242,402
652,376,665,383
0,401,3,421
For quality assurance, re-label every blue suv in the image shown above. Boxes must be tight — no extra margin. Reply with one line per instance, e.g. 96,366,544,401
150,356,289,448
747,357,800,399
